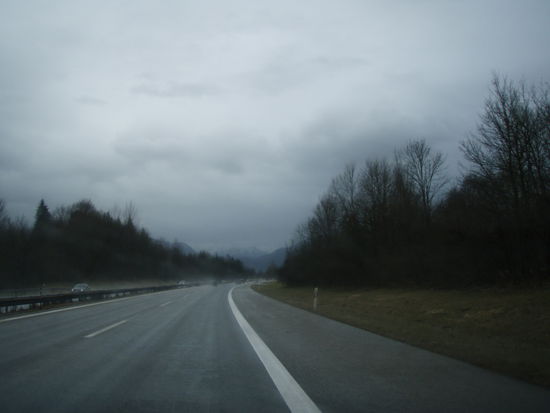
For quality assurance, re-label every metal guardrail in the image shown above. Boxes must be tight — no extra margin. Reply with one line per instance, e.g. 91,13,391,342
0,283,198,314
0,287,69,299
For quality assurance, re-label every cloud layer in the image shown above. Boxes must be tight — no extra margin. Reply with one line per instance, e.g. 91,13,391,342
1,0,549,251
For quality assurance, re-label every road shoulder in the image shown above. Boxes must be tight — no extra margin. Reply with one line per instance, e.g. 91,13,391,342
232,285,550,413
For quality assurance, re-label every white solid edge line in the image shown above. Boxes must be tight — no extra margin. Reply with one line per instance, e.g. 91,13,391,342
84,319,128,338
228,287,321,413
0,288,181,324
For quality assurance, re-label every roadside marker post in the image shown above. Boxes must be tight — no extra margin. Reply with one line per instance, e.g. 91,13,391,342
313,287,318,311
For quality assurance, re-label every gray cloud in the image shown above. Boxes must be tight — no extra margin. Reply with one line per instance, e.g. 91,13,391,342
132,82,221,98
76,95,107,106
1,0,549,251
309,56,368,70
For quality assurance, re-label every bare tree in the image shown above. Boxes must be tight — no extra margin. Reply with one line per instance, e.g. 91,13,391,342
0,199,8,229
290,221,310,247
461,75,550,219
329,163,359,215
359,159,393,232
307,194,340,246
122,202,138,226
398,139,447,222
460,75,550,279
328,163,360,235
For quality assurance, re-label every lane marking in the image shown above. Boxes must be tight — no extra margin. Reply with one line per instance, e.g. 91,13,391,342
0,288,188,324
228,287,321,413
160,301,173,307
84,319,128,338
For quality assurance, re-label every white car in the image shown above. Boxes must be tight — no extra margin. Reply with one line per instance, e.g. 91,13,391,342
71,283,89,292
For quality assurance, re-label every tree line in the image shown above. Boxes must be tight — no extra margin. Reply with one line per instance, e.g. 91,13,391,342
0,199,250,288
280,75,549,287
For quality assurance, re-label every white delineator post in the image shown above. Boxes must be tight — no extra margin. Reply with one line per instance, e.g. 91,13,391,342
313,287,318,311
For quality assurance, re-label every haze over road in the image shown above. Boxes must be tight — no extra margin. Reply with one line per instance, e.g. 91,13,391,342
0,284,549,412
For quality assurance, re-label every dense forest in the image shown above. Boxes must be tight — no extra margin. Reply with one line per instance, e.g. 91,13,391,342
280,75,549,287
0,199,250,288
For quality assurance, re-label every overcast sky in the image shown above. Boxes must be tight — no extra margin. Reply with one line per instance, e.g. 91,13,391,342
1,1,549,252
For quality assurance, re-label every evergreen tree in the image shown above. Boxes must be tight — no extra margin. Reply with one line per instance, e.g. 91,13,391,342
33,199,51,231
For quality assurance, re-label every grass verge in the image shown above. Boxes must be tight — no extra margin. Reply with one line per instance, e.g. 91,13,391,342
252,282,550,389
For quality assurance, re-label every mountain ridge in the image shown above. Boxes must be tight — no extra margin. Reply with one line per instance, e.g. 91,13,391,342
217,247,287,272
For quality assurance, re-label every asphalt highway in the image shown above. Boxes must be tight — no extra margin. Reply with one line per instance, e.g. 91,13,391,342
0,283,549,412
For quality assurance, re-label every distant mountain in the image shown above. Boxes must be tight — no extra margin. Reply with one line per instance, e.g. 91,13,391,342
173,241,195,255
157,239,195,255
248,247,287,272
219,247,287,272
216,247,267,259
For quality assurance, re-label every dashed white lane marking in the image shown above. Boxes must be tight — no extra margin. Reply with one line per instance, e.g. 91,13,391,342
84,319,128,338
228,287,321,413
160,301,173,307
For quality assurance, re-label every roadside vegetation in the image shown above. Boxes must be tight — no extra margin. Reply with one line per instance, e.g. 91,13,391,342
0,199,251,289
267,74,550,388
280,75,549,287
254,282,550,388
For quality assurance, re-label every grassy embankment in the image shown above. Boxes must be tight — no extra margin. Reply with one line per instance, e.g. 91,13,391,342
252,282,550,389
